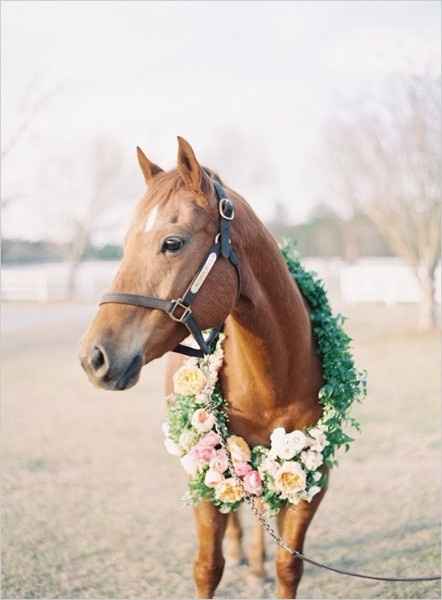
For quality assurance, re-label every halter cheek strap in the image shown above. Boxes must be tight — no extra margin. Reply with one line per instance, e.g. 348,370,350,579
99,177,240,358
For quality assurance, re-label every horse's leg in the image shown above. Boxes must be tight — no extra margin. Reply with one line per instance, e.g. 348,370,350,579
225,510,244,565
275,486,327,599
193,501,228,599
249,521,266,577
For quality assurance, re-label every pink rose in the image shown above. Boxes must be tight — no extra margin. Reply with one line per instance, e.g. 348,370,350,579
209,449,229,474
199,431,221,448
243,470,262,496
204,468,224,488
234,462,253,477
180,452,200,476
191,444,216,464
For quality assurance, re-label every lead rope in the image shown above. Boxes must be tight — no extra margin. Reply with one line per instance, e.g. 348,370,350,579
203,394,441,583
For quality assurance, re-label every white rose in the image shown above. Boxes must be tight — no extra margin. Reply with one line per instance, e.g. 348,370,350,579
164,437,182,456
258,456,280,478
179,430,196,452
191,408,215,433
286,430,308,453
161,422,170,437
180,452,200,476
271,428,307,460
308,427,328,452
270,427,286,446
300,449,323,471
274,462,306,498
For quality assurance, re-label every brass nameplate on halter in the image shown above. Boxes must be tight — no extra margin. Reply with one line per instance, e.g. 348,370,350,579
190,252,217,293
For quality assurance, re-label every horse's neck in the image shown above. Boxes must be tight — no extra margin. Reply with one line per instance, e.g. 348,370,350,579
222,206,322,444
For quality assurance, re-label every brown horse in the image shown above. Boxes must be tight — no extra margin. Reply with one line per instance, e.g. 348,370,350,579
80,137,327,598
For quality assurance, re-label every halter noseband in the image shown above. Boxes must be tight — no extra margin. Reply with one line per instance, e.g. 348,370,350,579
99,176,240,359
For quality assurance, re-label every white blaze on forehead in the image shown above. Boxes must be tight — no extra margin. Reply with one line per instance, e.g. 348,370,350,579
143,205,160,233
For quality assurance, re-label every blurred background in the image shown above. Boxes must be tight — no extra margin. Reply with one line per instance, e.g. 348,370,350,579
2,2,441,599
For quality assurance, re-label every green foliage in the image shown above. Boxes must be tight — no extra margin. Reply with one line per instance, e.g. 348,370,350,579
281,239,367,465
205,387,230,440
168,387,229,445
261,479,286,515
168,394,197,443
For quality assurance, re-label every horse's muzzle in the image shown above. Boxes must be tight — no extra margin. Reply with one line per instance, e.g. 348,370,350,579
80,343,143,391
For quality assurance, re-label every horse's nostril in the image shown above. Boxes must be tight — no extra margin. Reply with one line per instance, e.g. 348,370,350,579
90,346,106,371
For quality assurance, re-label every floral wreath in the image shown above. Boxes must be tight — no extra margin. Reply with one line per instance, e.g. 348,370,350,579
162,241,367,515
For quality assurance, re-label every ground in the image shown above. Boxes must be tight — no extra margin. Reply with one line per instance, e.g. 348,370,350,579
2,302,440,599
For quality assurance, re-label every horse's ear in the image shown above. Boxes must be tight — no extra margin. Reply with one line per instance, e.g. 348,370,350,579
177,136,204,191
136,146,163,184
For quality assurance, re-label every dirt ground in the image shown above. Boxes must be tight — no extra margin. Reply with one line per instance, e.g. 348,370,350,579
2,302,440,599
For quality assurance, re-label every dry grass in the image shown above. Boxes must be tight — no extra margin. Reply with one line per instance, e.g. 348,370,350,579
2,302,440,599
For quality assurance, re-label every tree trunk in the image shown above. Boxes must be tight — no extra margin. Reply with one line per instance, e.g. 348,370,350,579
418,269,439,331
66,259,81,300
65,229,89,300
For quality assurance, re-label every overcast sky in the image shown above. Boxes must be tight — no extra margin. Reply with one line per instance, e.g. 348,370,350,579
2,1,440,242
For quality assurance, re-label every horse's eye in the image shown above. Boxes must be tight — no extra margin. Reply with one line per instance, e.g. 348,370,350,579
161,236,185,253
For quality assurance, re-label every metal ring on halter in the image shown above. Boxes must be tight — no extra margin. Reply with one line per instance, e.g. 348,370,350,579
167,299,192,323
219,198,235,220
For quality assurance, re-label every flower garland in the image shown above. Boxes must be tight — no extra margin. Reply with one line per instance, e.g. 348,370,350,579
162,241,367,515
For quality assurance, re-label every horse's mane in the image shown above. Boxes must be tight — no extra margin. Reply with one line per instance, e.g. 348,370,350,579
148,167,224,205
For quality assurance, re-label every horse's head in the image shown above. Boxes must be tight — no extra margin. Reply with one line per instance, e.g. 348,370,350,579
79,137,239,390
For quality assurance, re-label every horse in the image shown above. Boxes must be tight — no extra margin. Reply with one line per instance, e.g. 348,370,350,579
79,137,327,598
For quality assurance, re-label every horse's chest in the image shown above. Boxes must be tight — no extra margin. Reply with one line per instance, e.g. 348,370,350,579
224,384,322,448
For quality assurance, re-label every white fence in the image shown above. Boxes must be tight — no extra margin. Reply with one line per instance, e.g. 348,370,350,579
1,261,119,302
1,258,440,304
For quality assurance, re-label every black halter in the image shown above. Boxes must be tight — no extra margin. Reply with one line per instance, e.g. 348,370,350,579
99,177,240,358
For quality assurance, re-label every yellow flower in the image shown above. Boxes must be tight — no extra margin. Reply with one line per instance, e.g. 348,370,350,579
274,462,306,498
215,478,244,504
227,435,251,463
173,365,207,396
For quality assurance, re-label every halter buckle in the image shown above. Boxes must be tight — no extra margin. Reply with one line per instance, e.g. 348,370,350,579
219,198,235,220
168,299,192,323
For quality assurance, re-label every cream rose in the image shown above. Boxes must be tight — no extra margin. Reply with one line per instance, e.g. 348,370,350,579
300,449,323,471
179,430,196,452
274,462,306,498
308,427,328,452
191,408,215,433
214,478,244,504
271,427,307,460
226,435,251,463
173,365,207,396
259,456,280,478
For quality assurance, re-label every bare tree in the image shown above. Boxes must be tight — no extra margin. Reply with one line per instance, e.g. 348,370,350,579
203,128,280,205
323,75,441,329
1,76,60,208
63,135,123,298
